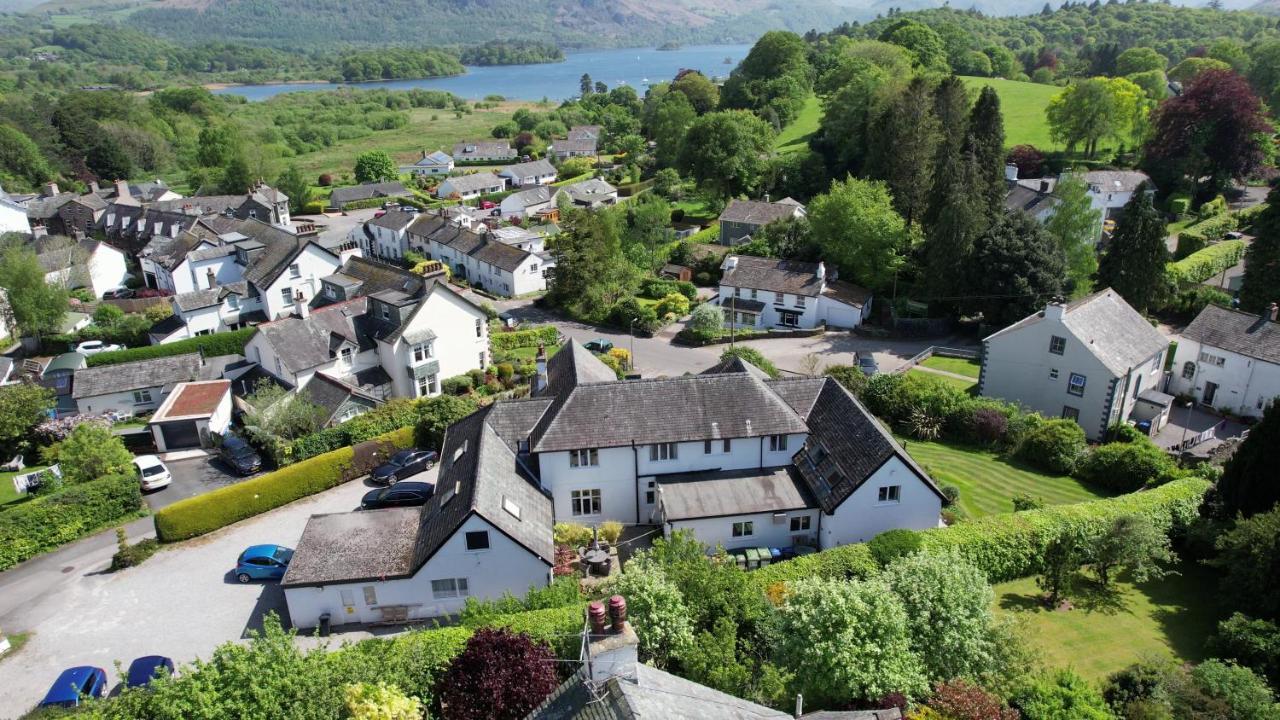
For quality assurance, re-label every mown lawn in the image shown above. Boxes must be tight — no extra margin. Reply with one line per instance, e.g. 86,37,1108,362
920,355,981,379
774,93,821,155
993,563,1224,680
898,439,1112,517
959,76,1061,150
0,467,47,509
905,368,976,394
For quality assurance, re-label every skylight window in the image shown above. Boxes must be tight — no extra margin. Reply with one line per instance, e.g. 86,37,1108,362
503,497,521,520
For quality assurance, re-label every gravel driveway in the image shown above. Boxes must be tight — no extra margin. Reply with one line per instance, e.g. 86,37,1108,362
0,478,386,718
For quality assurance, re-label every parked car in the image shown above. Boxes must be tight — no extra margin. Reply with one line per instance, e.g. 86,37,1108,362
38,666,107,708
75,340,123,355
217,434,262,476
583,339,614,354
125,656,175,689
133,454,172,492
361,481,434,510
234,544,293,583
101,287,135,300
480,200,496,209
370,449,438,485
857,354,879,376
1226,231,1244,240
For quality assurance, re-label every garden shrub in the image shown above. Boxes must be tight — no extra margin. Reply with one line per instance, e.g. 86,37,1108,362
111,527,160,571
0,474,142,571
639,278,697,301
1077,439,1181,492
553,522,593,547
1237,203,1268,230
285,399,421,464
1158,284,1231,322
155,427,413,542
442,374,474,395
488,325,559,352
1166,240,1246,285
654,292,690,319
85,328,256,367
869,528,925,566
1015,418,1086,475
1174,211,1236,259
913,477,1209,582
749,542,878,590
607,296,660,333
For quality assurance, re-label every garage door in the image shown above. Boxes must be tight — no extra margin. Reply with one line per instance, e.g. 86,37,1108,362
158,421,201,450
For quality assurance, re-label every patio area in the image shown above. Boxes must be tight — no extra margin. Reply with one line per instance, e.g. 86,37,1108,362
1151,403,1249,455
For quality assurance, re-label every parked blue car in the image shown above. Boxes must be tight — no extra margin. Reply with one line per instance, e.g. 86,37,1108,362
39,666,107,708
234,544,293,583
125,656,175,689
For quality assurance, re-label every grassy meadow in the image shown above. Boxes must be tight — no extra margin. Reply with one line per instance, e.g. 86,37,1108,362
959,76,1060,150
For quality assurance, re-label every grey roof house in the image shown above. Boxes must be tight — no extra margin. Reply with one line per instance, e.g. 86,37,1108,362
1166,303,1280,419
328,182,411,210
718,198,806,246
452,140,516,163
72,352,239,416
718,255,872,331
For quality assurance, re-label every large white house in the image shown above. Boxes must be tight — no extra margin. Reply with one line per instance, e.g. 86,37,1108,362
34,238,129,298
153,282,266,344
718,255,872,330
979,289,1169,440
245,274,488,400
435,172,506,201
407,213,550,297
281,343,944,629
1167,303,1280,418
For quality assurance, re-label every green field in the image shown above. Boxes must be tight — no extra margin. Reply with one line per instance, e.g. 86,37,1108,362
959,76,1061,150
899,439,1112,517
0,468,47,509
774,94,821,156
906,368,976,394
993,563,1224,680
919,355,981,379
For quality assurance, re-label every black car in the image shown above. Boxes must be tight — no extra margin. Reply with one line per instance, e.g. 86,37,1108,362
218,434,263,475
361,481,434,510
370,449,438,485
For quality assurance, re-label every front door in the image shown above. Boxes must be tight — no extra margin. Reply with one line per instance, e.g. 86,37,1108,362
1203,381,1219,407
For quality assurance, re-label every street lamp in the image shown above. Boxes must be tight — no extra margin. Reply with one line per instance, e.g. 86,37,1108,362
1179,399,1194,451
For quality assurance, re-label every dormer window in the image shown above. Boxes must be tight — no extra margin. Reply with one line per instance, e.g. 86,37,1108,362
380,303,390,321
412,342,434,363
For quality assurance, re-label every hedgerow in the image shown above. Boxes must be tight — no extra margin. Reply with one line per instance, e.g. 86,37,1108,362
1166,240,1247,285
85,328,256,367
1174,213,1239,258
154,427,413,542
749,542,878,590
489,324,559,351
912,477,1210,582
0,474,142,571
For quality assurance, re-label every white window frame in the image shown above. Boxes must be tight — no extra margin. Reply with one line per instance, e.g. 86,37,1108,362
571,488,602,516
280,286,292,304
569,448,599,467
431,578,469,599
289,263,301,279
769,434,788,452
790,515,811,532
732,521,754,537
412,342,434,363
1198,351,1225,367
649,442,678,461
417,373,438,397
133,389,153,404
227,294,239,310
877,485,901,503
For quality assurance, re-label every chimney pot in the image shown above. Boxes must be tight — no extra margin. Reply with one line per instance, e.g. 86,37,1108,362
1267,302,1278,322
588,601,607,635
608,595,627,633
816,261,826,281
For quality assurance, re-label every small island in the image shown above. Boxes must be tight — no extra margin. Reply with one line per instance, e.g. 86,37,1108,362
460,40,565,66
657,41,682,51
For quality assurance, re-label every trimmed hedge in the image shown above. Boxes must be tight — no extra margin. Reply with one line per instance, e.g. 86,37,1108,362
1167,240,1247,285
749,542,878,589
86,328,257,367
1237,202,1268,229
155,427,414,542
913,477,1210,582
1175,213,1238,259
0,474,142,571
489,324,559,352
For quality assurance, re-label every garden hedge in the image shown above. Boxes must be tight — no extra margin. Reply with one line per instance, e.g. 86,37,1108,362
913,477,1209,582
0,474,142,571
86,328,256,367
489,325,559,352
1166,240,1246,285
749,542,878,590
1176,213,1239,258
1236,203,1268,229
154,426,413,542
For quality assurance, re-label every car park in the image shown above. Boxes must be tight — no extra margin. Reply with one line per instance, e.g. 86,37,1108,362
234,545,292,583
75,340,123,355
38,666,107,708
133,455,172,492
361,481,434,510
124,656,175,689
370,449,438,485
217,434,263,476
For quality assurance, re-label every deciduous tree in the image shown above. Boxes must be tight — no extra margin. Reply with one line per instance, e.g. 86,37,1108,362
1044,173,1102,296
274,165,310,214
963,211,1066,326
1091,514,1176,586
670,70,720,114
436,628,559,720
0,383,54,455
0,242,70,337
55,421,134,484
353,150,397,184
808,177,909,292
677,110,775,202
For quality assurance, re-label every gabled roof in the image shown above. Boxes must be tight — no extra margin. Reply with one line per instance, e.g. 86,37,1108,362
538,339,619,400
984,288,1168,376
443,172,505,195
1005,184,1059,216
329,182,410,206
721,255,824,297
172,282,246,313
35,237,98,274
73,352,205,399
231,219,338,289
501,159,557,180
368,209,418,232
413,150,453,166
793,378,944,513
550,138,597,154
567,125,601,140
719,198,804,226
504,185,556,210
296,372,381,425
319,256,435,304
452,140,515,158
1181,304,1280,365
561,178,617,204
470,236,532,272
1083,170,1152,194
253,298,375,373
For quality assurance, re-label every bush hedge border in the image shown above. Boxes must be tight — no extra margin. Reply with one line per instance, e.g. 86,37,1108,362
86,328,257,367
1167,240,1246,285
0,474,143,571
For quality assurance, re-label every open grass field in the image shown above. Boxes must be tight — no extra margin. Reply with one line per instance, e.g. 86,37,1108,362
959,76,1061,150
774,94,821,156
993,563,1225,680
906,368,976,394
898,439,1112,517
920,355,981,378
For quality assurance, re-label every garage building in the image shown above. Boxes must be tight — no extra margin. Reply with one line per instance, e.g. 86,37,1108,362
147,379,232,451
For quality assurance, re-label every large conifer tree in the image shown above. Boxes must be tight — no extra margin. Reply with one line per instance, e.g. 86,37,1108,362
1096,184,1168,312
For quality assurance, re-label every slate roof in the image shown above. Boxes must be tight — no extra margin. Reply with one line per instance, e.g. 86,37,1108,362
281,507,421,587
296,372,380,425
721,255,825,297
73,352,205,399
231,219,337,289
658,467,814,520
822,280,872,309
1181,304,1280,365
35,238,95,274
762,377,826,418
531,370,810,453
505,185,556,210
320,256,434,302
412,150,453,167
368,209,418,232
537,340,623,400
530,664,797,720
1005,184,1059,216
452,140,515,159
254,298,375,373
501,159,557,180
172,287,223,312
415,215,535,273
567,125,601,140
1083,170,1152,195
443,172,505,195
470,237,531,272
551,138,597,154
984,288,1168,376
793,379,943,513
329,182,410,207
719,199,803,226
561,178,617,204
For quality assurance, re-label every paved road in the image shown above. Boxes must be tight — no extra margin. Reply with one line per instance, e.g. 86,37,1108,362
0,472,415,718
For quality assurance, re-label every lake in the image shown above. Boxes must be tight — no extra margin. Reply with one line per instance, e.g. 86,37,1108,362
213,44,752,102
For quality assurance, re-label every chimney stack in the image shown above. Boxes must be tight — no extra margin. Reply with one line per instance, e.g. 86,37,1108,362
584,597,638,683
1267,302,1278,323
1044,296,1066,322
1004,163,1018,182
1040,179,1051,193
608,595,627,633
588,601,607,635
89,181,100,194
114,179,130,200
795,694,804,719
293,289,309,319
206,267,216,289
42,181,59,198
816,261,826,281
534,344,549,395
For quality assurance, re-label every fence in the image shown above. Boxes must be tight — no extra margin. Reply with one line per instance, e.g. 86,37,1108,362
892,345,981,375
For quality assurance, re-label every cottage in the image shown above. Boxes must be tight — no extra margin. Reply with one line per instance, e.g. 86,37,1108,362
282,400,554,628
147,379,232,451
717,198,806,246
435,173,505,201
294,373,381,426
549,138,597,160
979,289,1169,440
407,214,549,297
315,255,443,308
451,140,516,163
498,159,557,187
359,209,419,262
72,352,238,417
400,150,453,177
566,125,601,141
559,177,617,209
0,185,29,235
718,255,871,330
35,237,129,299
327,182,411,210
1004,177,1060,223
1166,303,1280,418
498,185,557,220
